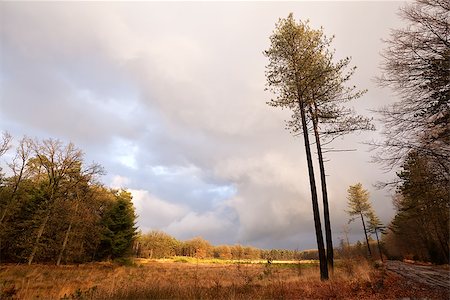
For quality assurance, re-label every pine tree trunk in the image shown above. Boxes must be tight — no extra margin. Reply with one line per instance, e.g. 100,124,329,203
299,100,328,280
309,103,334,274
360,212,372,257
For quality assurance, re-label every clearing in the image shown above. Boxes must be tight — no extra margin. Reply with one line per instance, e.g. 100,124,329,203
0,259,448,299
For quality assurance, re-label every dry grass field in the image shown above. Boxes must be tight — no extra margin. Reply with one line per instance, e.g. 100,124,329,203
0,259,448,299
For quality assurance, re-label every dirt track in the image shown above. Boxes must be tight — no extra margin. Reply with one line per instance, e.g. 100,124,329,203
386,260,450,290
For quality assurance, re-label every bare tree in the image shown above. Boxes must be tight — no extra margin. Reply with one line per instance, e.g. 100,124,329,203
376,0,450,173
0,137,33,225
28,139,84,265
0,132,12,157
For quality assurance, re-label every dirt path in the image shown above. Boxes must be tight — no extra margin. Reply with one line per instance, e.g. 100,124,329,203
386,260,450,290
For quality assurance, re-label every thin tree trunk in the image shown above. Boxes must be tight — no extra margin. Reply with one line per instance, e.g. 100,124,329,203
374,229,383,262
28,208,52,265
309,103,334,274
56,197,80,266
360,212,372,257
57,223,72,266
299,100,328,280
0,163,25,224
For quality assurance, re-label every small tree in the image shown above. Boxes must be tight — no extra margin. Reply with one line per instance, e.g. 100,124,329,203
347,183,373,257
367,210,386,261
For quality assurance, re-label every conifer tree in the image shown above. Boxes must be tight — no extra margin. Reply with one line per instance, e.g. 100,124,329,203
97,190,137,259
347,183,373,257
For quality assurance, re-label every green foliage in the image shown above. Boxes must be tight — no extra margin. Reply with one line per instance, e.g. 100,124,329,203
97,190,138,260
0,135,137,264
387,151,449,264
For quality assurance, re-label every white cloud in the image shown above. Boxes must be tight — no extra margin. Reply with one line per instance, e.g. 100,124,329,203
110,175,131,189
130,189,188,231
165,210,236,244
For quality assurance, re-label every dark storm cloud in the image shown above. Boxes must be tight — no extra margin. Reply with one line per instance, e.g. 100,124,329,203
0,1,404,249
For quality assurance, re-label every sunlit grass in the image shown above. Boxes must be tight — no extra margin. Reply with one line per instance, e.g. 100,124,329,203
0,258,447,299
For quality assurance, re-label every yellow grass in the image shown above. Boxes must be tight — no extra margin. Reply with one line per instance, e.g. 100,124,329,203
0,258,447,299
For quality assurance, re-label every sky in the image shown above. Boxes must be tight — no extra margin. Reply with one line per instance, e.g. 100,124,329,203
0,1,406,250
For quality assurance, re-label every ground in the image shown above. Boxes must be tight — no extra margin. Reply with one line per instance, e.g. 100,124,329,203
386,260,449,289
0,258,448,299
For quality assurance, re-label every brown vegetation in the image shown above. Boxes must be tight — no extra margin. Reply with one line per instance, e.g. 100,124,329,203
1,259,447,299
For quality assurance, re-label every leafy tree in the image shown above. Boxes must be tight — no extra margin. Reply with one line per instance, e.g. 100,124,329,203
0,135,139,264
138,230,180,258
347,183,373,257
213,245,232,260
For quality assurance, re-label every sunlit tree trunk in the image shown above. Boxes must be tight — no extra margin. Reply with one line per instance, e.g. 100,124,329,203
309,103,334,273
299,99,328,280
28,205,52,265
57,199,79,266
360,212,372,257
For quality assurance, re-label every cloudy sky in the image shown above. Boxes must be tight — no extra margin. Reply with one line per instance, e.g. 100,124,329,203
0,1,405,250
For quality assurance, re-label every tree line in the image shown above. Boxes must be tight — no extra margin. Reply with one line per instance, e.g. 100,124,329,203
0,135,137,264
134,230,369,262
375,0,449,264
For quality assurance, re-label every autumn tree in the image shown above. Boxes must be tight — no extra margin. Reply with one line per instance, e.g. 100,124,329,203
182,237,212,259
138,230,180,258
376,0,450,171
347,183,374,257
0,135,140,264
213,245,233,260
26,139,89,264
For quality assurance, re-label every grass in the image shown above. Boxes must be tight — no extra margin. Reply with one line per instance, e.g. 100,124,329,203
0,258,448,299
